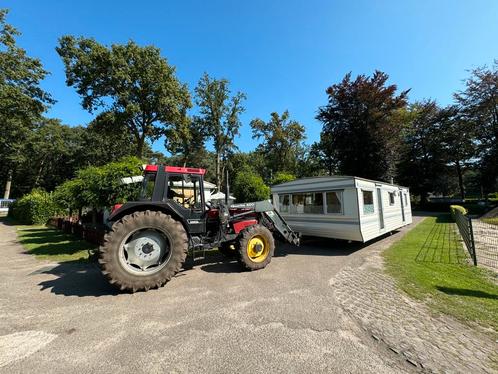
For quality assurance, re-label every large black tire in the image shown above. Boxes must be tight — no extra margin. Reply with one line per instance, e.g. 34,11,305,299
99,210,188,292
236,224,275,271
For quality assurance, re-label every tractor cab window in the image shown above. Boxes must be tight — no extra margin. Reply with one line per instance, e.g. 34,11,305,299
167,174,203,210
140,173,156,200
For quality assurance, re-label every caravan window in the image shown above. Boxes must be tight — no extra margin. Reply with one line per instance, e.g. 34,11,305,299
290,193,323,214
279,194,290,213
304,193,323,214
389,192,395,205
291,194,305,214
326,191,343,214
362,190,374,214
404,193,408,206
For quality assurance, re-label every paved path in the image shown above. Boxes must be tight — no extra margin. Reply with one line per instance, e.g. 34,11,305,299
0,219,424,373
333,220,498,373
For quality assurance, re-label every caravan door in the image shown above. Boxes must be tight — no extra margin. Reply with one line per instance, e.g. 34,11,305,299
376,187,385,230
400,190,406,223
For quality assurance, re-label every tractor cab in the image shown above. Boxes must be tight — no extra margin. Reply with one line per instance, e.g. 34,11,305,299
140,165,206,211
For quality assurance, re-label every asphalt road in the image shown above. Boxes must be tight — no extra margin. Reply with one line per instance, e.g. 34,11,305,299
0,220,421,373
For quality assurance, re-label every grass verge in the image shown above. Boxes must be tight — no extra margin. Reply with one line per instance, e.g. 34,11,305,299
16,224,96,262
482,217,498,226
384,215,498,334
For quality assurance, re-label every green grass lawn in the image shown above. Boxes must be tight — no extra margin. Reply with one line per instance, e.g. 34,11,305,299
482,217,498,226
16,225,96,262
384,215,498,334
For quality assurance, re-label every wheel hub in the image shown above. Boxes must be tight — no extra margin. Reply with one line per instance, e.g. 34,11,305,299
120,229,170,274
247,236,267,262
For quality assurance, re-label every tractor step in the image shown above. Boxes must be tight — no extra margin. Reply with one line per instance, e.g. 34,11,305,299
191,247,206,261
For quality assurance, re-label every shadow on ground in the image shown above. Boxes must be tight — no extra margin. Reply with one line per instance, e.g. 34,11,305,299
416,214,468,265
436,286,498,300
200,233,392,273
37,261,120,297
17,226,96,258
34,228,399,296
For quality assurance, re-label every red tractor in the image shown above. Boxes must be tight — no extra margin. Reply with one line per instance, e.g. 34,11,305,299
99,165,299,292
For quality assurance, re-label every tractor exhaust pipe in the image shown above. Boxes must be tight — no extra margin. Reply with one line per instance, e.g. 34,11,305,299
225,168,230,206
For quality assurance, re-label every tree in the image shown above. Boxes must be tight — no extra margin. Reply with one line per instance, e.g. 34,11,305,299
54,157,143,223
81,112,143,166
225,151,266,187
316,71,409,181
165,116,210,167
454,61,498,193
194,73,246,190
232,167,270,203
0,9,54,198
438,106,477,199
56,36,191,157
310,132,337,176
250,111,306,175
396,101,452,205
271,172,296,186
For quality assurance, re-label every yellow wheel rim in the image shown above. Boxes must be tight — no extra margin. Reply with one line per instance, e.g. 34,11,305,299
247,235,269,263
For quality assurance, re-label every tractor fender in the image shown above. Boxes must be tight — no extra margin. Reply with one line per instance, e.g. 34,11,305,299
232,219,258,234
107,202,189,232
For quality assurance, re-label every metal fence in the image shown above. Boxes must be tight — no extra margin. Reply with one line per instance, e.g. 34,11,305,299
472,219,498,271
454,210,498,271
454,210,477,266
0,199,15,214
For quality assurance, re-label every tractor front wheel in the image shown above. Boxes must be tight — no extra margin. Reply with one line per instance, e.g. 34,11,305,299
99,210,188,292
236,224,275,270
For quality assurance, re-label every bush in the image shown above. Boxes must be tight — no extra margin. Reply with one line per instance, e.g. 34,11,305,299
450,205,467,221
53,156,143,214
10,189,59,225
271,172,296,186
488,192,498,200
232,168,270,203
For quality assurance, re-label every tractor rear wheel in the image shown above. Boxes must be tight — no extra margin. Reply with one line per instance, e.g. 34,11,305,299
99,210,188,292
236,224,275,270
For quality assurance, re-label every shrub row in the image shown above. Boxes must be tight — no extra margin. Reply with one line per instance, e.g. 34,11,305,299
10,189,60,225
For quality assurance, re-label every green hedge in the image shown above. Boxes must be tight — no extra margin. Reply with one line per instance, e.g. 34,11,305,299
10,189,59,225
450,205,467,221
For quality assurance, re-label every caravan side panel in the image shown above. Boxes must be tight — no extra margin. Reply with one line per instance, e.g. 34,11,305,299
357,179,412,242
271,177,362,241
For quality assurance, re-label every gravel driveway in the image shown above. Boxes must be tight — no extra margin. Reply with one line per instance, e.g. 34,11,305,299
0,220,421,373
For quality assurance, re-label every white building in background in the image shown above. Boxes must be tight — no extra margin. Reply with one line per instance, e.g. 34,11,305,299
271,176,412,242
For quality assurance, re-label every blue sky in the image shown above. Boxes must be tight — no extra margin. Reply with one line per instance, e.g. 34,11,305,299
4,0,498,154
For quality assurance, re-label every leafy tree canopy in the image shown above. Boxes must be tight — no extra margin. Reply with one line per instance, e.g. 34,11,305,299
0,8,54,197
454,61,498,192
251,111,305,175
194,73,246,190
56,36,191,157
316,71,409,181
396,101,453,203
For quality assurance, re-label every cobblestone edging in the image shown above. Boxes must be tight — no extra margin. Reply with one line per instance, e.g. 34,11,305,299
331,253,497,373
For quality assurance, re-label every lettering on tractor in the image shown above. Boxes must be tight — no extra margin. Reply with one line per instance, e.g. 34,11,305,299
99,165,300,292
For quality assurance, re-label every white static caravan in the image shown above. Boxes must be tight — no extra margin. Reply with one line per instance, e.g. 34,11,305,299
271,176,412,242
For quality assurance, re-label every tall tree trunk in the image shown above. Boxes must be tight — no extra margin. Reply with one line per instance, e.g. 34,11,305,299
91,208,97,225
215,151,221,191
455,160,465,200
420,191,428,207
34,157,46,187
3,169,12,199
136,134,145,158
